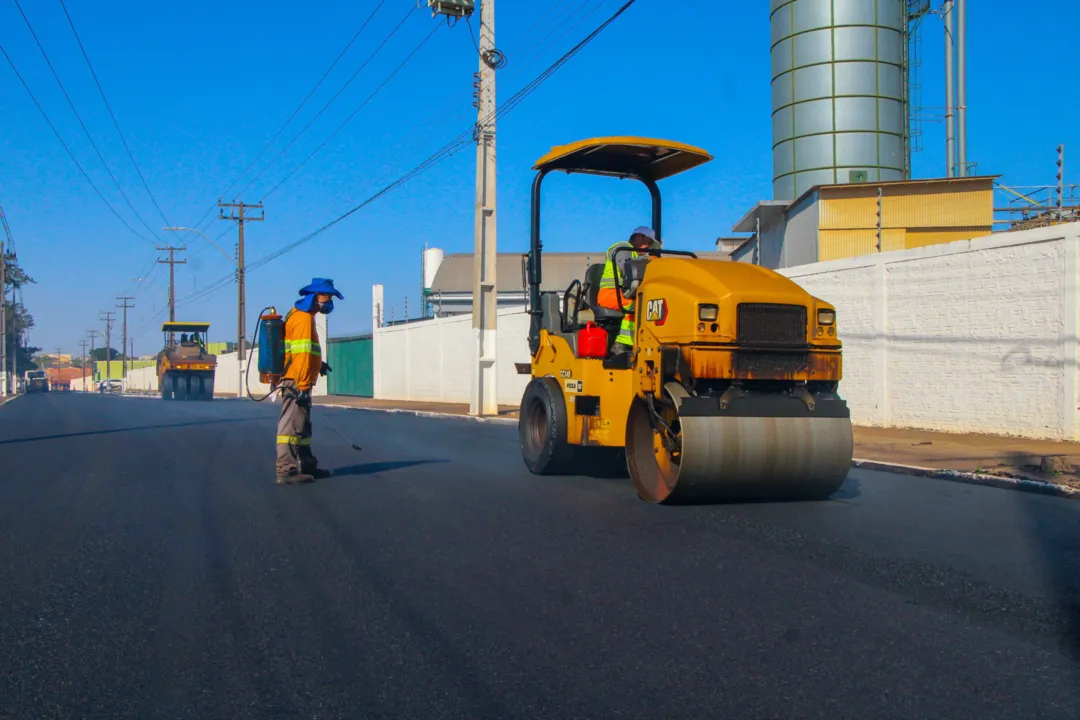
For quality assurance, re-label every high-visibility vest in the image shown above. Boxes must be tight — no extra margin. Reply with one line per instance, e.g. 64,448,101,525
282,308,322,391
599,241,639,295
599,241,640,347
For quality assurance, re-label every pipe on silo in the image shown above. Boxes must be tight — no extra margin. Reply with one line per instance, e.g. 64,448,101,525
944,0,956,177
956,0,967,176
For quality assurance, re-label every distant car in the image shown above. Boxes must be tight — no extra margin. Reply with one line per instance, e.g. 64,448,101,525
25,370,48,393
98,379,123,394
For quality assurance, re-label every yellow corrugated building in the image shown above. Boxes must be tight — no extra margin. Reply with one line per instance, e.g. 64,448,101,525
731,176,997,268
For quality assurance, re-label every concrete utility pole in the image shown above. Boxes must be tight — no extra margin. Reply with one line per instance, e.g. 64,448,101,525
471,0,498,416
100,312,115,382
79,339,88,372
116,297,134,381
219,200,264,398
157,245,186,324
87,330,97,383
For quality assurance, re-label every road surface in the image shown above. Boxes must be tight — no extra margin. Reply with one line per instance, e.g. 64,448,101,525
1,392,1078,719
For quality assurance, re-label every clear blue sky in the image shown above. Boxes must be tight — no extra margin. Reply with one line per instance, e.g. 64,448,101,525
1,0,1077,355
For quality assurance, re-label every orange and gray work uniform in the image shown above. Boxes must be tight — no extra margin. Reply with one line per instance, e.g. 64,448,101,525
275,308,322,475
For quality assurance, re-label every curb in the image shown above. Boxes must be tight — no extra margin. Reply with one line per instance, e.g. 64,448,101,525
852,458,1080,500
316,403,519,425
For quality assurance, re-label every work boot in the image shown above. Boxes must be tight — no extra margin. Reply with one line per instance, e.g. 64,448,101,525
308,468,332,480
276,469,315,485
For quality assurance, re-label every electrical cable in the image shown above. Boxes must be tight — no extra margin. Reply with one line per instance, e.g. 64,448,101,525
261,21,443,199
13,0,162,243
0,42,154,246
233,3,420,200
58,0,172,228
140,0,640,324
218,0,390,201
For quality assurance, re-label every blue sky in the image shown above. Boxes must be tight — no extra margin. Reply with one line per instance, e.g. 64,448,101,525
1,0,1077,355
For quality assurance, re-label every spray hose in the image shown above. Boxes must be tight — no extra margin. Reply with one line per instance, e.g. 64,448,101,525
245,306,281,402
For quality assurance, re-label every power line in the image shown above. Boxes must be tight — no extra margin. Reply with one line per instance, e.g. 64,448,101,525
0,42,155,245
146,0,640,324
217,0,389,201
261,22,443,199
250,0,639,271
233,3,420,199
13,0,161,243
58,0,172,228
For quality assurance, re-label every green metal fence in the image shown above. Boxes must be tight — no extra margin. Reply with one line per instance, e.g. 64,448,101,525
327,334,373,397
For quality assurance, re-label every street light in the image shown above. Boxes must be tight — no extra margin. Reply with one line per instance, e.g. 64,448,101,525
163,226,245,399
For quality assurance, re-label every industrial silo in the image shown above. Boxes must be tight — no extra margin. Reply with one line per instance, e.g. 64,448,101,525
771,0,907,200
421,246,444,318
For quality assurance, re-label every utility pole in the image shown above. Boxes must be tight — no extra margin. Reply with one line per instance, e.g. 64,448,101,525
116,297,134,381
157,245,185,349
79,339,88,371
219,200,263,398
100,312,115,382
156,245,186,324
87,330,97,385
471,0,498,416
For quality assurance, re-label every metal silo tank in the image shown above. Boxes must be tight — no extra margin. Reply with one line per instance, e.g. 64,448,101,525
771,0,907,200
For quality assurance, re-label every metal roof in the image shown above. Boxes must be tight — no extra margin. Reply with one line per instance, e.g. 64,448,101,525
532,136,713,181
428,253,604,295
429,250,731,296
732,201,790,233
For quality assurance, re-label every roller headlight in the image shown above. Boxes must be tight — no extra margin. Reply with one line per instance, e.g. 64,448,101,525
698,304,719,322
817,309,835,326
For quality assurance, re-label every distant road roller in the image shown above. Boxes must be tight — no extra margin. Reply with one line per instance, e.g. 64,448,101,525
517,137,853,503
156,322,217,401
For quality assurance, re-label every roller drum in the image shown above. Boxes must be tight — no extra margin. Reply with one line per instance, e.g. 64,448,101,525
628,383,853,504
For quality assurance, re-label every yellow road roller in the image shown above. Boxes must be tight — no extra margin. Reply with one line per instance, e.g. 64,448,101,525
516,136,853,503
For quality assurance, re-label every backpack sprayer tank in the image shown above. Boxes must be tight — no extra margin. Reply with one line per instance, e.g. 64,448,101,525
257,307,285,388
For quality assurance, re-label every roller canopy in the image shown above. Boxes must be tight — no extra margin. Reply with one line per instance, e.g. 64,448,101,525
162,322,210,333
532,136,713,181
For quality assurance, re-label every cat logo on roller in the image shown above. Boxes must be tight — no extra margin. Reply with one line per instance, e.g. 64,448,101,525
645,298,668,325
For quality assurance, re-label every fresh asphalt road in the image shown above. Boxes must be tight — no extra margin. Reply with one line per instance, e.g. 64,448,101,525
1,393,1078,719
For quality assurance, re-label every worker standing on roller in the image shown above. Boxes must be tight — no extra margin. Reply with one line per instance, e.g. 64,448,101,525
597,226,659,353
275,278,342,485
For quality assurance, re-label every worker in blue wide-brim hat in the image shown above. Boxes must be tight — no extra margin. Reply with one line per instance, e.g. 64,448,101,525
274,277,345,485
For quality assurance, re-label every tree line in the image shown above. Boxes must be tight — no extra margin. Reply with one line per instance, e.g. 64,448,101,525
3,252,39,375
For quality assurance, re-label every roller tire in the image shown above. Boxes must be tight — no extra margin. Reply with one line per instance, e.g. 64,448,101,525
519,377,577,475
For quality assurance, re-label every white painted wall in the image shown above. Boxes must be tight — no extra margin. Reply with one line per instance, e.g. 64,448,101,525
374,307,532,405
72,313,332,399
780,223,1080,440
370,224,1080,440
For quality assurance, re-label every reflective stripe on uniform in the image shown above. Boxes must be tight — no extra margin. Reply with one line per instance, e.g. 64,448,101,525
277,435,312,446
284,339,321,356
615,314,634,346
